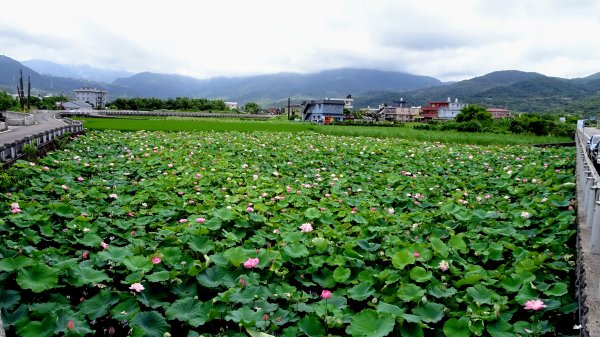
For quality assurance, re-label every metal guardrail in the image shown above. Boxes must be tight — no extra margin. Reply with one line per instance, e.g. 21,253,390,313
54,109,277,119
576,128,600,251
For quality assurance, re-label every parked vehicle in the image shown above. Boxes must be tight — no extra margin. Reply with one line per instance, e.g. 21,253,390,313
587,135,600,155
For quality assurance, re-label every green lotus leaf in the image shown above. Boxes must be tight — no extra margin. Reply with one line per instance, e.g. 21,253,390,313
146,271,170,282
79,289,119,320
544,282,568,296
466,284,494,305
391,250,416,270
165,297,210,326
398,283,426,302
0,256,34,272
70,264,111,287
486,318,513,337
412,302,444,323
16,264,59,293
298,315,325,337
347,283,376,301
332,266,351,283
225,306,261,326
430,237,449,257
409,266,432,282
111,296,140,320
123,256,154,273
214,208,235,221
345,309,395,337
188,236,214,253
443,318,471,337
376,302,405,317
130,311,170,337
223,246,252,266
0,289,20,310
283,243,309,259
400,322,424,337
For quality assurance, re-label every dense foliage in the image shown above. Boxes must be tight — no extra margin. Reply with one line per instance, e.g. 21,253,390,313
109,97,228,112
1,130,577,336
415,111,575,138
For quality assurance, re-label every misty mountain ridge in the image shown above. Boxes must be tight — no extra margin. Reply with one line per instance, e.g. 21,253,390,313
23,59,134,83
1,55,599,114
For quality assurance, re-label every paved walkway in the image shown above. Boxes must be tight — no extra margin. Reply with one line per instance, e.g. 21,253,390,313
0,111,67,145
580,128,600,337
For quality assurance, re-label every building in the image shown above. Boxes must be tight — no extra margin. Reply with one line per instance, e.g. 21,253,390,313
377,98,422,122
225,101,238,110
74,87,107,109
438,98,468,120
486,108,512,119
421,101,449,121
302,99,346,124
328,95,354,110
61,101,93,111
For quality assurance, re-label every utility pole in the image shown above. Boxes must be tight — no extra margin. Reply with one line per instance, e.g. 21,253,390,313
288,97,291,120
27,75,31,111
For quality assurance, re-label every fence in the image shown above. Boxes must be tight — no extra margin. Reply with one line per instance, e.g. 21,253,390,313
57,109,276,119
0,116,84,166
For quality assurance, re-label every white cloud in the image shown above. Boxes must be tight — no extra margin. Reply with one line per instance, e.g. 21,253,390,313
1,0,599,81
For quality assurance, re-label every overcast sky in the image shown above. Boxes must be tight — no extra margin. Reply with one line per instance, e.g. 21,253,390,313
1,0,599,82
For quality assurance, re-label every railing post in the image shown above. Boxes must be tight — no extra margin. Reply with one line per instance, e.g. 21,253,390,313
588,185,599,227
592,200,600,254
584,172,594,205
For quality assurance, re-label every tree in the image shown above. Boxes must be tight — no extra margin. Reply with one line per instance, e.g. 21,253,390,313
244,102,260,114
0,91,16,111
455,105,493,123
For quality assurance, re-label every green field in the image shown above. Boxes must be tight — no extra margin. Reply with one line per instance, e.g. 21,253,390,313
76,117,573,146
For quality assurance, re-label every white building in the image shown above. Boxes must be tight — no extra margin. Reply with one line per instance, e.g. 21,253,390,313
225,101,238,110
438,98,468,119
329,95,354,110
74,87,107,109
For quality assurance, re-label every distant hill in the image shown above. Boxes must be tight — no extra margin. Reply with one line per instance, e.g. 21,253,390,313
0,55,137,98
23,59,134,83
356,70,599,113
113,68,446,104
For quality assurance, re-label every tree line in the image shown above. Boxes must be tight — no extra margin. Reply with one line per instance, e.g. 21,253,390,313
108,97,228,112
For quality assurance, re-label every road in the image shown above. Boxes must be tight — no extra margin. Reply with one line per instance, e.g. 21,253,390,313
0,111,67,145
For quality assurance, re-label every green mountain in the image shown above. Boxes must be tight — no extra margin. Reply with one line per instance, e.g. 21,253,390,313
355,70,599,113
0,55,137,98
113,68,446,104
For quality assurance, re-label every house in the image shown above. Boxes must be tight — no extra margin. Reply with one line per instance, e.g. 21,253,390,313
438,98,468,120
74,87,107,109
328,95,354,110
225,101,238,110
421,101,449,121
486,108,512,119
302,99,346,124
377,98,422,122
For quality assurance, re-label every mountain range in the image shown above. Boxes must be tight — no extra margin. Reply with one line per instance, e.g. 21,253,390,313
1,54,600,114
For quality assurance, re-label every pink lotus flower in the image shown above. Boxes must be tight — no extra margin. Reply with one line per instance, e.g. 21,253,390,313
151,257,161,264
521,211,531,219
10,202,20,209
108,193,118,199
299,223,313,233
77,177,84,182
246,207,254,212
388,208,395,215
82,251,89,259
179,218,188,223
485,194,491,199
131,230,136,236
243,257,259,269
239,277,247,288
524,299,547,311
321,290,332,299
438,260,449,271
413,252,420,258
196,217,206,223
66,320,75,330
61,184,69,190
11,208,21,214
43,166,50,171
129,282,145,292
196,173,202,179
100,241,109,250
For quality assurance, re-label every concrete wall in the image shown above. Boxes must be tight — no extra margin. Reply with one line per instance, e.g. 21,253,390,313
0,122,6,131
3,111,35,126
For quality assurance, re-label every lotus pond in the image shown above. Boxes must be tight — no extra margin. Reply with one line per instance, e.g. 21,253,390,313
0,130,577,337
